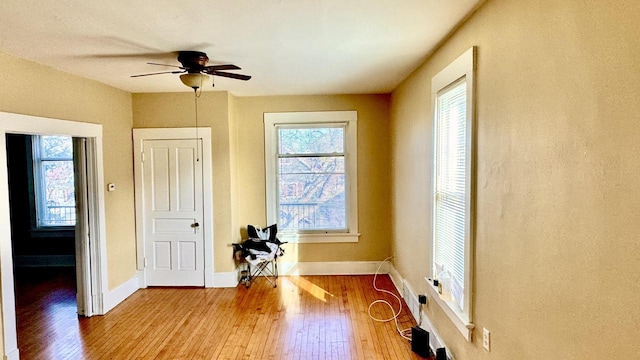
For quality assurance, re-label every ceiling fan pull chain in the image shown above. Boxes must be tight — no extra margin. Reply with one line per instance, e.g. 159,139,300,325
194,89,200,163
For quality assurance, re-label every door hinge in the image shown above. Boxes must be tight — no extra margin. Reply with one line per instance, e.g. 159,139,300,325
144,257,147,268
141,152,145,162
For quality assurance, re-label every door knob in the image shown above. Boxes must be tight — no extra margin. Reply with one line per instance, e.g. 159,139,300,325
191,222,200,228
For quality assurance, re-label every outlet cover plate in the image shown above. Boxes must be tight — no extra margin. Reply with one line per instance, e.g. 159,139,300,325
482,328,490,351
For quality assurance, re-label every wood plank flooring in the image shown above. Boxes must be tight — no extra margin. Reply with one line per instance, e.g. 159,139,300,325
15,268,429,359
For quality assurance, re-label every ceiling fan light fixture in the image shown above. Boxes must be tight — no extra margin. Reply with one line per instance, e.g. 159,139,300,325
180,73,209,89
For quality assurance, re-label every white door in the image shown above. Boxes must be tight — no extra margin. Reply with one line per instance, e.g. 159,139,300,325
142,139,204,286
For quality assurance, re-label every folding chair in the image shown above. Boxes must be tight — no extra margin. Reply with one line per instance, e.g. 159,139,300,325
233,224,286,288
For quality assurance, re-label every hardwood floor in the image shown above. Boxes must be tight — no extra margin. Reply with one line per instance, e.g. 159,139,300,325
15,268,429,359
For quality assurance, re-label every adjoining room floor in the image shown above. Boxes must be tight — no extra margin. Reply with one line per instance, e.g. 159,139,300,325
15,269,428,359
15,267,80,359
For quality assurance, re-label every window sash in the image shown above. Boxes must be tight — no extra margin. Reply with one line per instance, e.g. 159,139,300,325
433,77,468,311
33,135,76,228
275,124,348,232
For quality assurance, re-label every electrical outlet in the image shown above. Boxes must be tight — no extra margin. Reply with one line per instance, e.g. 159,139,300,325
482,328,490,351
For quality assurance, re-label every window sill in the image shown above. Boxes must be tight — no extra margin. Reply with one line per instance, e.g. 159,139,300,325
425,277,474,341
279,232,360,243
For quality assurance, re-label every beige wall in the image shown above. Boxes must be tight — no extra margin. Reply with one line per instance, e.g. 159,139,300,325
5,0,637,356
132,91,238,272
0,53,136,290
0,53,137,289
390,0,640,358
235,95,391,262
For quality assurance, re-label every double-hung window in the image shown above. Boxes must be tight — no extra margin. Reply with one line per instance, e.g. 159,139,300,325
33,135,76,228
264,111,358,243
428,47,475,340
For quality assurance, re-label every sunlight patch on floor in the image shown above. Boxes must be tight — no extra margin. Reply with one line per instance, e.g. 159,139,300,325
288,276,335,302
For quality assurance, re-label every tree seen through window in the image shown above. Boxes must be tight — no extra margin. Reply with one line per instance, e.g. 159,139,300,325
34,135,76,227
277,126,346,231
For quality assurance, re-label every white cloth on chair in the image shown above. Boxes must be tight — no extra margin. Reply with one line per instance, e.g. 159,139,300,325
245,240,281,266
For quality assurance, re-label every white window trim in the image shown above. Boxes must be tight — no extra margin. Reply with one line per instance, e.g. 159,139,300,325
264,111,359,243
425,277,474,341
428,46,476,339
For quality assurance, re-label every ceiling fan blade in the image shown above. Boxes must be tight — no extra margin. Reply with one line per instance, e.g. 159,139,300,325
131,70,185,77
203,64,241,72
211,71,252,81
147,62,185,69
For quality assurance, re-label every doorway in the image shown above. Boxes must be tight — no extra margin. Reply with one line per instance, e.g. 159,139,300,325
133,128,214,287
6,135,76,268
0,112,108,360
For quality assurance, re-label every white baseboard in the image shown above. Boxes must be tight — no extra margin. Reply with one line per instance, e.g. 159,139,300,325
279,261,389,276
212,271,239,288
128,261,393,291
4,348,18,360
212,261,391,288
102,274,139,314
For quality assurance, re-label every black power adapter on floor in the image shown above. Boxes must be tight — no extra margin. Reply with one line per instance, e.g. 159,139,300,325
435,347,448,360
411,326,430,358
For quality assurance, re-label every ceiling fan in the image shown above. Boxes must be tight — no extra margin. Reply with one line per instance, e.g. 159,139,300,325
131,51,251,87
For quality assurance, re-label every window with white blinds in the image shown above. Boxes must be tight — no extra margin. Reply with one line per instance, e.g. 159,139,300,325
429,47,475,329
433,78,468,311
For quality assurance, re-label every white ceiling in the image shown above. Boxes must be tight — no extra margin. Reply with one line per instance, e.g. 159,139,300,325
0,0,482,96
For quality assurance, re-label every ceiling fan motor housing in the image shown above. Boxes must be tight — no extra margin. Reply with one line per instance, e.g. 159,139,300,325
178,51,209,73
130,51,250,82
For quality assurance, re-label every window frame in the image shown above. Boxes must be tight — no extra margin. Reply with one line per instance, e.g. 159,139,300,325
426,47,476,340
264,111,359,243
276,122,348,233
32,135,76,229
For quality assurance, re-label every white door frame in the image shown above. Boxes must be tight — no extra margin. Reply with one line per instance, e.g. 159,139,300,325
133,128,214,287
73,137,92,316
0,111,108,360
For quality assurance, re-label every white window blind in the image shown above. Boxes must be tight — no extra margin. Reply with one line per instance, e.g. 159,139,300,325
433,77,468,310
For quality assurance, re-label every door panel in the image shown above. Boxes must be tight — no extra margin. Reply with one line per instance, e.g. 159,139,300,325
143,139,204,286
153,242,172,269
150,147,170,211
178,242,196,270
176,148,196,212
154,218,194,233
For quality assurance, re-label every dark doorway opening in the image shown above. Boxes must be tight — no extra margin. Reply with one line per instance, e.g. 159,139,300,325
6,134,79,356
